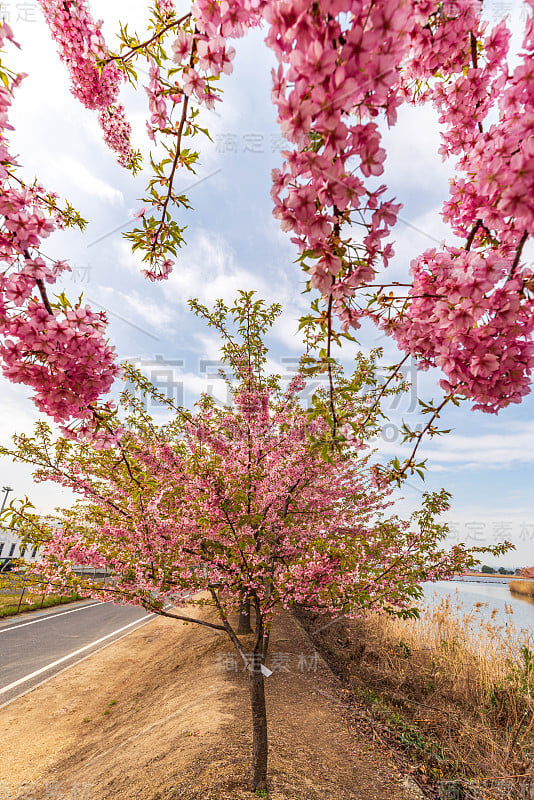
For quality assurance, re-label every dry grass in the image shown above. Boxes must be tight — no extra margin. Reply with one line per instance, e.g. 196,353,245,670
375,594,533,708
510,580,534,600
298,594,534,798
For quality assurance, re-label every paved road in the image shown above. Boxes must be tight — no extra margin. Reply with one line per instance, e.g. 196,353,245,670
0,600,156,707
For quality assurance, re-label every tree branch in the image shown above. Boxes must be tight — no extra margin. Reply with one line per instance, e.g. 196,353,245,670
398,394,452,478
358,353,410,432
209,588,251,667
149,30,198,266
326,293,338,437
465,219,482,252
509,229,529,278
23,248,54,315
148,606,226,631
104,14,191,65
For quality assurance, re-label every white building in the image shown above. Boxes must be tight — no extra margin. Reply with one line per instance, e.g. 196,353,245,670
0,527,40,565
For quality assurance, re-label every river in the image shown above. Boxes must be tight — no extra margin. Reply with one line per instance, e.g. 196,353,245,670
421,578,534,638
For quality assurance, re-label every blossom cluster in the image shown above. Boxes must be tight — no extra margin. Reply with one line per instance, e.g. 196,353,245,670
391,248,534,412
392,0,534,412
35,0,137,169
0,23,119,429
98,104,136,170
263,0,533,411
145,4,259,136
124,2,264,280
156,0,176,14
266,0,411,322
262,0,504,346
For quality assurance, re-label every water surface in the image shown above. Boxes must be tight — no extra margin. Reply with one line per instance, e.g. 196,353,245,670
421,579,534,638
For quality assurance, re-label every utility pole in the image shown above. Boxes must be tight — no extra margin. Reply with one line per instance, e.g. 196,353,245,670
0,485,12,514
0,486,13,573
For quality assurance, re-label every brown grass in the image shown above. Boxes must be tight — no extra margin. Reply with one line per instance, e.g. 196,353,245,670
297,594,534,798
510,580,534,600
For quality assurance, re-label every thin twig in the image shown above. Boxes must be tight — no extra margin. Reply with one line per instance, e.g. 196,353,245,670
104,14,191,65
326,294,338,437
399,394,452,477
149,31,198,264
509,230,529,278
359,354,410,432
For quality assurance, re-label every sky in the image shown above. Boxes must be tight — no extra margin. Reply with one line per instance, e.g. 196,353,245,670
0,0,532,568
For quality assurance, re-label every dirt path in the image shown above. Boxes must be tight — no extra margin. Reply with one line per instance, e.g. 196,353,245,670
0,606,415,799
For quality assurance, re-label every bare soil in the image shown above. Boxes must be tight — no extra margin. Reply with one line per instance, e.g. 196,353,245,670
0,605,416,799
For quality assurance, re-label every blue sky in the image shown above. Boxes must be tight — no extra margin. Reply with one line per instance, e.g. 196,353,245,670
0,0,532,568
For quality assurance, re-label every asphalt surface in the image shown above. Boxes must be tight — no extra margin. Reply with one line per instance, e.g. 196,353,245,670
0,600,156,707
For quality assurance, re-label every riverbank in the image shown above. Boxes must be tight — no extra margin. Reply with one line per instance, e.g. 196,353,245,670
296,595,534,799
509,579,534,599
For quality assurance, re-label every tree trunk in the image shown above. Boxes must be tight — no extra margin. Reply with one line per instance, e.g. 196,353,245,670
262,629,270,662
237,597,252,635
249,658,268,791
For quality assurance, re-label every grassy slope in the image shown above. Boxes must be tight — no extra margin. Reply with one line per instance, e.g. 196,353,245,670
0,587,81,617
296,597,534,799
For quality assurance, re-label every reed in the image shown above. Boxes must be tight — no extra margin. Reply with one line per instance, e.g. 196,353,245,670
300,591,534,793
510,580,534,599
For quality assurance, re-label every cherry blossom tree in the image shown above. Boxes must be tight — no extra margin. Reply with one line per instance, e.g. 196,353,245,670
1,294,508,791
519,566,534,578
0,2,526,787
0,1,531,477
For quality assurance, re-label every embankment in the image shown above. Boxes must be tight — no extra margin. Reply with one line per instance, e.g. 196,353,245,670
0,607,415,800
296,595,534,799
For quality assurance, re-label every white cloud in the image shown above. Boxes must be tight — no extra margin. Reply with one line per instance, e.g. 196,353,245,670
421,422,534,470
376,420,534,471
270,312,307,354
54,156,124,206
0,385,39,443
0,385,77,515
193,332,225,361
380,103,453,197
95,286,176,335
162,229,270,307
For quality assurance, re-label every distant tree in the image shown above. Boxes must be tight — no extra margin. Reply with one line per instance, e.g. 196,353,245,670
520,566,534,578
482,565,496,574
